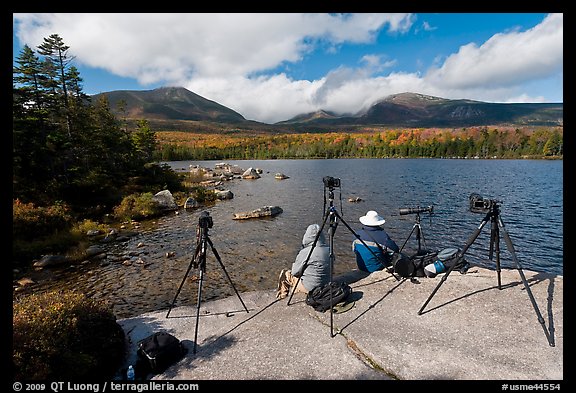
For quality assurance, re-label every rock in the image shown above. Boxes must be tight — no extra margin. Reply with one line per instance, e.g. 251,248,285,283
274,173,289,180
233,206,283,220
33,255,69,268
215,190,234,200
86,245,106,257
241,168,261,179
16,277,35,287
184,197,199,209
152,190,178,211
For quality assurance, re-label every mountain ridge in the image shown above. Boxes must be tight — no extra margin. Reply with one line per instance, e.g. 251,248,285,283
92,87,563,130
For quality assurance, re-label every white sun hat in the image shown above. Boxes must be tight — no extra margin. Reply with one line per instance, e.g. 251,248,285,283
359,210,386,226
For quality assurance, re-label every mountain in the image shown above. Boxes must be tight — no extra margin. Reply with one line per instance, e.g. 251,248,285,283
280,92,563,128
92,86,247,124
91,88,563,131
357,92,563,127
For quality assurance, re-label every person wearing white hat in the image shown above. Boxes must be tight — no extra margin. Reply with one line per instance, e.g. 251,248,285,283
352,210,399,273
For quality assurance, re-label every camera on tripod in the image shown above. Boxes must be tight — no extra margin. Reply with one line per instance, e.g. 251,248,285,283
399,205,434,216
469,193,500,214
323,176,341,188
198,211,213,229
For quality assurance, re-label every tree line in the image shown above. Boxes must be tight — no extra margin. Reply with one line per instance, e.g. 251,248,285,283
155,126,563,161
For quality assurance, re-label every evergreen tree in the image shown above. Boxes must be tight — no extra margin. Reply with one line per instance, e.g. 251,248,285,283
37,33,74,136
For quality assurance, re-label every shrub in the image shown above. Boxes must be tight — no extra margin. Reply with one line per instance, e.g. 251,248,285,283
13,290,125,380
190,186,217,204
112,192,163,221
13,199,73,240
70,219,110,237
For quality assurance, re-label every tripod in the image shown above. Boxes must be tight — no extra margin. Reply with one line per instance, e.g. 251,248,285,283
417,198,554,347
166,211,249,353
399,205,434,255
287,177,400,337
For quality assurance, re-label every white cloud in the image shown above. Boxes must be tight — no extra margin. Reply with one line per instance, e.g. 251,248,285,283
424,13,563,89
13,13,563,124
13,13,411,82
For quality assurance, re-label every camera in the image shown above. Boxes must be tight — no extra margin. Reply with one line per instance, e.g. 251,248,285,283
469,193,499,214
323,176,341,188
399,205,434,216
198,211,213,229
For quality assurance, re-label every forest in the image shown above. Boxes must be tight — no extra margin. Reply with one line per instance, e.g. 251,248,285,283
155,126,563,161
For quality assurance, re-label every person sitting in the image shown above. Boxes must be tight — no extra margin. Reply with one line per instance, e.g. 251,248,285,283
276,223,331,299
352,210,400,273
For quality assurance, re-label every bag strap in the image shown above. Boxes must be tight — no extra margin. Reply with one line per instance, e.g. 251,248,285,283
362,229,390,263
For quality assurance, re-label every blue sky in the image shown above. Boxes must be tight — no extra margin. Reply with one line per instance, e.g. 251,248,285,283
13,13,563,124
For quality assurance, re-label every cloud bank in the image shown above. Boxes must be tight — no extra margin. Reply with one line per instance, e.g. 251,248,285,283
13,13,563,123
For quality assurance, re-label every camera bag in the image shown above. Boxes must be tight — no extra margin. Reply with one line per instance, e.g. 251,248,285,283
137,331,187,374
410,251,438,277
306,281,352,312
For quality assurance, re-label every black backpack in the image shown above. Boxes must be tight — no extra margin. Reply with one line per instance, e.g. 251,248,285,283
305,281,352,312
137,331,187,376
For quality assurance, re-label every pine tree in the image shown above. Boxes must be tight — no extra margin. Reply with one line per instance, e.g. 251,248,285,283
37,33,74,136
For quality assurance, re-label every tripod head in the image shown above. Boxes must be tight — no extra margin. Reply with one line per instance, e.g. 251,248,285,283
322,176,343,222
193,211,213,269
469,193,502,216
198,211,213,230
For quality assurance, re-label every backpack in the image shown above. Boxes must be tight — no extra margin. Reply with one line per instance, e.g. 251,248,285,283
137,331,187,375
410,251,439,277
305,281,352,312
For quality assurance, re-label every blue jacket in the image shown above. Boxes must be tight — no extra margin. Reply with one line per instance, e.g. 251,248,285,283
352,226,399,273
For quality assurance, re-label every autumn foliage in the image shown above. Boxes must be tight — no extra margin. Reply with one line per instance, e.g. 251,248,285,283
155,126,562,161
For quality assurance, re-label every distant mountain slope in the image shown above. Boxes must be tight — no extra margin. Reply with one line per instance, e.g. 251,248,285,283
281,92,563,127
92,86,247,123
91,88,562,130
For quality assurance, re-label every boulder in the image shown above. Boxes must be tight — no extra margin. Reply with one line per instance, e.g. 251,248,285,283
153,190,178,211
233,206,283,220
33,255,69,268
274,173,289,180
241,168,261,179
184,197,199,209
215,190,234,200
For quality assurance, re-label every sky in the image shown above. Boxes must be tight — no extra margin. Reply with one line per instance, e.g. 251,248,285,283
12,13,563,124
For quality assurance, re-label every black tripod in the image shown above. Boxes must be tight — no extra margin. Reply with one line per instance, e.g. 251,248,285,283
417,196,554,347
166,211,249,353
399,205,434,255
287,177,400,337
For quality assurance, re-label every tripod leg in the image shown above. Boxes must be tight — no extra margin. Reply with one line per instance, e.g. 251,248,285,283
491,218,502,289
498,217,554,347
417,261,458,315
329,212,337,338
400,224,418,253
286,208,331,306
418,215,490,315
416,224,427,254
207,237,249,313
166,241,202,318
193,268,205,354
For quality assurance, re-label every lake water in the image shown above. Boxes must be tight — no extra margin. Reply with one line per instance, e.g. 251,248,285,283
170,158,563,270
23,158,563,318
